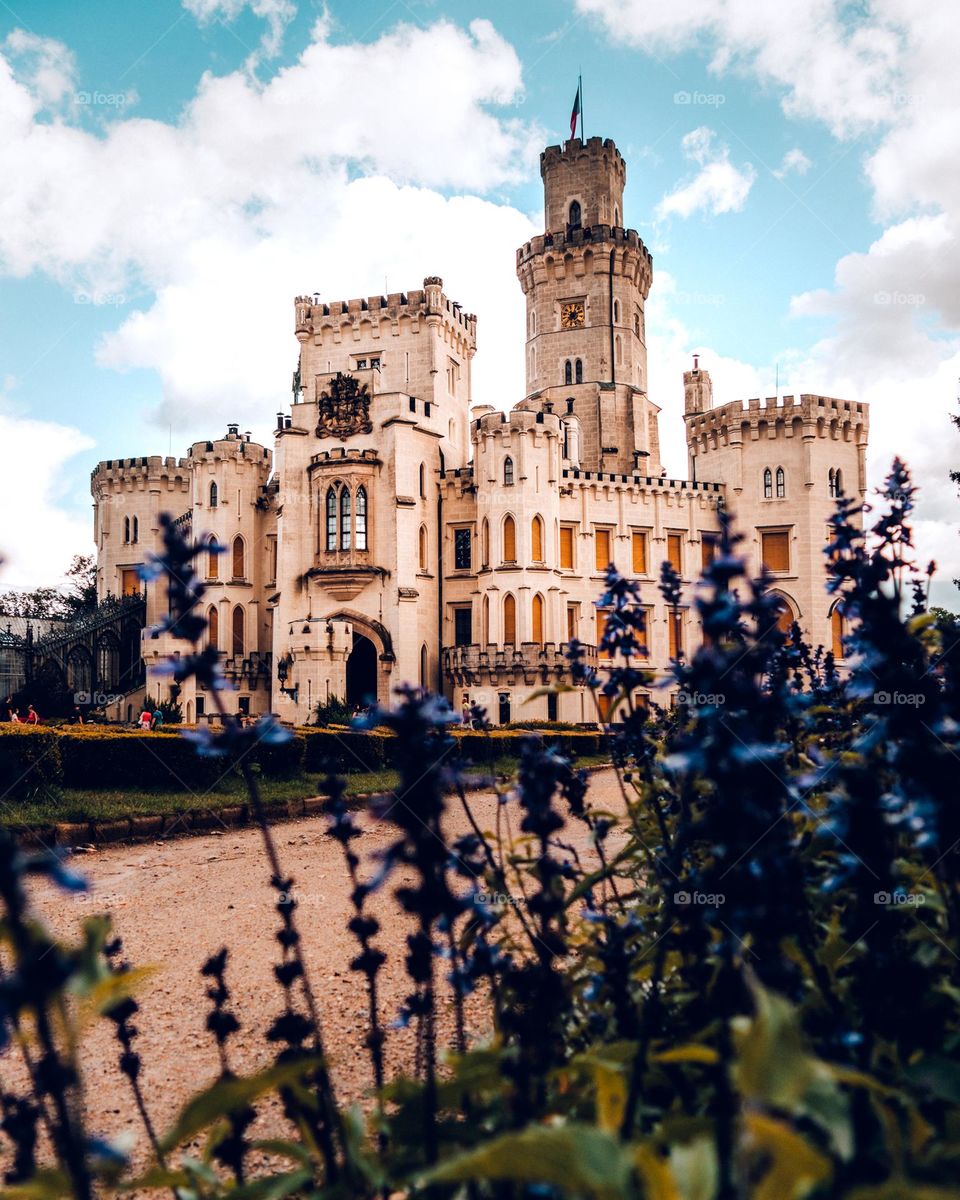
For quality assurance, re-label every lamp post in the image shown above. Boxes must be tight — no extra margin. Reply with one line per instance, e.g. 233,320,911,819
276,651,299,704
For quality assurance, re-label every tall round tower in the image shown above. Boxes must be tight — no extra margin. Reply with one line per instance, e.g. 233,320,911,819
516,137,660,477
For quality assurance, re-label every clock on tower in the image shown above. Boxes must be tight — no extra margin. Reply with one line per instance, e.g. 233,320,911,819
560,301,585,330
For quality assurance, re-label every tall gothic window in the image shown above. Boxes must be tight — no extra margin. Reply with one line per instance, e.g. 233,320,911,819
209,481,218,508
829,468,844,498
132,516,139,543
532,593,545,644
355,486,368,550
775,467,786,498
503,594,517,644
123,516,130,543
208,605,219,651
568,199,581,228
503,456,514,486
232,535,245,579
531,515,544,562
326,487,337,551
503,515,517,562
340,487,352,551
763,468,773,499
575,359,583,384
232,605,244,657
207,534,219,579
564,360,572,385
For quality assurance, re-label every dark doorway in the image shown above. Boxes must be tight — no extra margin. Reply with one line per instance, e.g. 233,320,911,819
498,692,511,725
346,633,378,708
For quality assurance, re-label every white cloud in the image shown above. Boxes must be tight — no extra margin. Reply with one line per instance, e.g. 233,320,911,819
0,413,95,589
774,147,811,178
182,0,297,60
1,29,76,110
656,127,756,219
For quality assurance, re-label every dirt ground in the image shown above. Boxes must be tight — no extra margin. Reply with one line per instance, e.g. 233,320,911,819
23,768,627,1176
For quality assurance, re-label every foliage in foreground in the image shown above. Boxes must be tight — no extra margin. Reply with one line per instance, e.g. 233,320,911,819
0,462,960,1198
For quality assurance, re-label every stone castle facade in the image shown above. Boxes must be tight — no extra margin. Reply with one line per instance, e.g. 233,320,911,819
90,135,868,725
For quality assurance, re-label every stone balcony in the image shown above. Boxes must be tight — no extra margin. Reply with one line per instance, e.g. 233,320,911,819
442,641,598,685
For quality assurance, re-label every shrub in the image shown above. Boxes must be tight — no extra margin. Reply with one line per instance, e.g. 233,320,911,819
299,726,391,773
313,694,351,727
57,729,221,791
0,726,62,797
255,729,305,778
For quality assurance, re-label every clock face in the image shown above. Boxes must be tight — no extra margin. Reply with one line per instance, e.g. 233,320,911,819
560,301,585,330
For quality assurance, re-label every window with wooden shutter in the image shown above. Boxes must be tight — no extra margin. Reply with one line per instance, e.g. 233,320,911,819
761,530,790,573
831,606,845,658
503,594,517,644
668,611,683,659
701,533,718,573
597,692,613,722
667,533,683,575
566,604,577,641
531,515,544,562
632,531,647,574
559,526,574,569
232,536,245,579
503,516,516,562
532,594,544,644
595,528,611,572
597,608,610,659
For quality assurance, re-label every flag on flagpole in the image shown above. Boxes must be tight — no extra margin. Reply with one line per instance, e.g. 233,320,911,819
569,81,581,139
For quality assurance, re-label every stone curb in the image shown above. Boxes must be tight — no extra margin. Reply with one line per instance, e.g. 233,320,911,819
15,765,610,850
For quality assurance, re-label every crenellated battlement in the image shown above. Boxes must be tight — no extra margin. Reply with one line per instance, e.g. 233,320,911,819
308,447,381,469
516,224,650,270
685,393,869,446
541,137,625,180
91,456,190,486
295,276,477,343
472,407,563,439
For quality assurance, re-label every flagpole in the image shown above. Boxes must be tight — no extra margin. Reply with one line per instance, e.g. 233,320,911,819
578,73,584,140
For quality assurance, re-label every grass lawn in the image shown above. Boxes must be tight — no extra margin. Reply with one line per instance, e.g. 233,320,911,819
0,755,610,828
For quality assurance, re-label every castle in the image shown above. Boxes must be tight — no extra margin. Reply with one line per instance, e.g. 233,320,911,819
90,135,868,725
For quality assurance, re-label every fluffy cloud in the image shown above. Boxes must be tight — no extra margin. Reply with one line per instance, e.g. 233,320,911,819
656,127,756,219
0,412,94,589
182,0,296,59
774,148,811,179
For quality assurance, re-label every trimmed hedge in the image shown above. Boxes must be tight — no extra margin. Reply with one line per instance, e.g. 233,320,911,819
0,724,605,795
0,727,62,797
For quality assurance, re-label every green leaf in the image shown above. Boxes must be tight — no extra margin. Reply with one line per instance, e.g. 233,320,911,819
733,978,816,1109
159,1058,322,1152
419,1123,632,1199
742,1112,832,1200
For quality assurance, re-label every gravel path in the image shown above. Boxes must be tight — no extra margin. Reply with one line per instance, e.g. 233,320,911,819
26,768,627,1173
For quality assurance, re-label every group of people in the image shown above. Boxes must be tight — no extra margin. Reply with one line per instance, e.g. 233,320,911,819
137,707,165,731
2,697,39,724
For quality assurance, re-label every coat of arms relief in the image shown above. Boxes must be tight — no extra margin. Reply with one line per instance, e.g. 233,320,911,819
315,373,373,440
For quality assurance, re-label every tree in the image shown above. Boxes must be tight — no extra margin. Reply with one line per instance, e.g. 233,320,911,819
0,555,97,622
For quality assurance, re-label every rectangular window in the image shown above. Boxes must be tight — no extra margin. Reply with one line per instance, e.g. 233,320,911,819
631,530,647,574
668,611,684,659
355,358,367,369
454,607,473,646
667,533,683,575
559,525,575,570
566,603,578,641
196,696,205,718
597,608,610,659
547,692,558,722
595,528,612,572
761,530,790,573
701,533,718,573
454,527,472,571
597,692,613,722
121,569,139,596
637,609,651,659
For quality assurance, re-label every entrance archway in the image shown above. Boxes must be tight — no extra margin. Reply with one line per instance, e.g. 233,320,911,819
346,633,378,709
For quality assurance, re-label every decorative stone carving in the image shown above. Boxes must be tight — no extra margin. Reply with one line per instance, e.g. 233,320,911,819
316,372,373,440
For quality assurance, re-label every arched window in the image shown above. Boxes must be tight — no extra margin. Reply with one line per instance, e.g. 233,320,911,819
568,199,581,228
575,359,583,384
355,486,368,551
208,605,219,651
763,468,773,499
232,535,245,579
481,518,489,566
503,456,514,486
326,487,337,551
829,467,844,498
209,482,218,508
531,514,544,562
418,524,428,572
207,534,219,579
613,299,620,323
503,515,516,562
448,418,456,442
831,604,845,659
420,644,428,688
419,463,425,498
482,594,489,643
634,312,640,337
836,468,843,495
503,594,517,644
564,360,572,385
123,516,130,543
532,594,545,644
775,467,786,498
132,516,139,543
340,487,352,550
231,605,244,658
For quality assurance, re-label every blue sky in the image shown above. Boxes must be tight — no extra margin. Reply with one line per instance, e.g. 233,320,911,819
1,0,957,598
